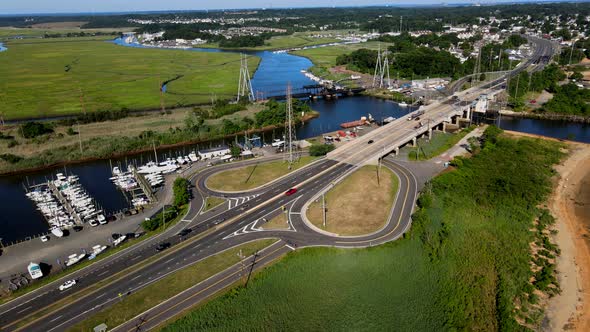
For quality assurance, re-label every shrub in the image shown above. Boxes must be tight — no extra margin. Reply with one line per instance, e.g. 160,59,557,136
173,177,191,208
20,122,53,138
309,144,335,156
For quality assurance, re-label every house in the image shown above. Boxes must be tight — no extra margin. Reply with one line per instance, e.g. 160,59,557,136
198,146,230,159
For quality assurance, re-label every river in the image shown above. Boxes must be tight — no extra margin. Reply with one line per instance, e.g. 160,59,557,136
0,42,6,52
0,37,589,244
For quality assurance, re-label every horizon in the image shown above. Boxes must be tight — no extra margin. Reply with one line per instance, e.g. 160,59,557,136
0,0,585,16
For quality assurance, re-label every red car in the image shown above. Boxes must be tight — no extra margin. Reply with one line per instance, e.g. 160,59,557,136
285,188,297,196
530,99,537,104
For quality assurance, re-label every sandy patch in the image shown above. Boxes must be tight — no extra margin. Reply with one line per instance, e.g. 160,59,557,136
545,141,590,331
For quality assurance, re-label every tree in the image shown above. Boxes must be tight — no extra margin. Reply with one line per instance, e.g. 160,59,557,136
173,177,191,207
230,145,242,158
309,144,335,156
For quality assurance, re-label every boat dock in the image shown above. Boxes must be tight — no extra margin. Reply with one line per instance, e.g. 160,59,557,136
48,181,83,226
132,169,157,203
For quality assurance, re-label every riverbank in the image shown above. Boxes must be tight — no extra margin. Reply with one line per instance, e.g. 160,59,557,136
500,110,590,124
0,110,320,177
546,140,590,331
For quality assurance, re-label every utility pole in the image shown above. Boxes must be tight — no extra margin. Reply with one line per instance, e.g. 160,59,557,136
382,49,391,88
568,39,577,66
322,193,327,229
77,122,82,154
284,83,298,169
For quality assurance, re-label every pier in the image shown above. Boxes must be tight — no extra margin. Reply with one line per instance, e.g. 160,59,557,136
133,169,157,203
48,182,83,226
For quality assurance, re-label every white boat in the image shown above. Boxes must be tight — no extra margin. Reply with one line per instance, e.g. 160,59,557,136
51,227,64,238
398,102,409,107
113,235,127,246
271,139,285,147
188,152,199,162
88,245,108,259
28,262,43,279
65,253,86,267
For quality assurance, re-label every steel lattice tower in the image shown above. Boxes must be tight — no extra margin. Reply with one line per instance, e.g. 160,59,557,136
284,83,298,169
373,44,383,88
237,54,255,102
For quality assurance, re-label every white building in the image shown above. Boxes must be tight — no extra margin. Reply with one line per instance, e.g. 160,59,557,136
198,146,231,159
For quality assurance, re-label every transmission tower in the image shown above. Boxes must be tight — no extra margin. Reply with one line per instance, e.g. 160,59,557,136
382,49,391,88
284,83,298,169
237,54,255,102
373,44,383,88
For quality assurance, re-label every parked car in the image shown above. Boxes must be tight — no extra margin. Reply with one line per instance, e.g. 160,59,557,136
367,140,374,144
285,188,298,196
156,242,171,251
59,279,77,291
73,226,83,232
40,235,49,242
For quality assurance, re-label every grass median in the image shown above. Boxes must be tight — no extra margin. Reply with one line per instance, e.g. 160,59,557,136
306,165,398,236
206,156,318,192
203,197,225,212
66,239,277,332
260,213,290,230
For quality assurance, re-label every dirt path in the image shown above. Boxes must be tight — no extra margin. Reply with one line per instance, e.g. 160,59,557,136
545,141,590,331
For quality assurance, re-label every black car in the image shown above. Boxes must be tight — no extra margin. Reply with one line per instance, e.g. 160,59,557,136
111,233,121,240
156,242,171,251
178,229,192,237
73,226,83,232
368,140,374,144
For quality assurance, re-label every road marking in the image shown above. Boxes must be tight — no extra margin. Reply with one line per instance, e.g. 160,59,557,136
97,270,109,277
164,258,175,264
285,245,295,250
130,255,142,261
49,315,63,323
131,275,142,281
16,306,31,314
96,293,106,299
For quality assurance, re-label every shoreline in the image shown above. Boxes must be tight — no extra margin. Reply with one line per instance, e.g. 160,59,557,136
545,140,590,331
507,130,590,331
500,110,590,124
0,112,320,177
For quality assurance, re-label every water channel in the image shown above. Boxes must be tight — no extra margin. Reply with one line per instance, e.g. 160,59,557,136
0,37,589,244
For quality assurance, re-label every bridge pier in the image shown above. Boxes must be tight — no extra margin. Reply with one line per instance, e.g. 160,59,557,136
411,137,417,147
427,129,432,139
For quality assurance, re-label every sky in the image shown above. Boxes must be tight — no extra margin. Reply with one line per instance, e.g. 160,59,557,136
0,0,553,15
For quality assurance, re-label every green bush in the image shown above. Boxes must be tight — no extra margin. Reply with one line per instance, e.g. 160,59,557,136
19,122,53,138
173,177,191,208
0,153,23,163
309,143,335,156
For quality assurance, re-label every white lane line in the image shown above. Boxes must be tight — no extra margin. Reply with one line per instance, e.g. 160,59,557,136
16,306,31,314
130,255,142,261
49,315,63,323
285,244,295,250
97,270,109,277
164,258,175,264
131,275,142,281
96,293,106,299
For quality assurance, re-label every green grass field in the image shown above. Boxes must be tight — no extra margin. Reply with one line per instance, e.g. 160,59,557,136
0,37,259,119
292,41,387,68
162,129,564,331
307,165,398,235
406,127,474,160
200,33,340,51
206,156,318,192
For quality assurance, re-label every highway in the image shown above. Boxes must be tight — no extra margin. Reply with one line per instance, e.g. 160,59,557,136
0,35,555,332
